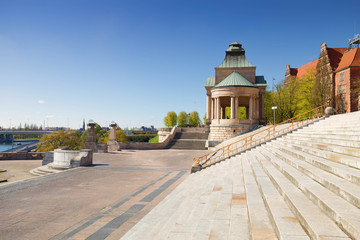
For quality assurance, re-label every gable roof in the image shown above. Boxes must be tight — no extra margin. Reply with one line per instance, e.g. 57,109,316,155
214,71,255,88
336,48,360,71
289,59,318,78
327,48,347,71
297,59,318,78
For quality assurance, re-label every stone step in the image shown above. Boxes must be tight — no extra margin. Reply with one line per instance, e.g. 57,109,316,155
241,153,277,240
246,151,310,239
174,132,209,140
290,132,360,141
281,136,360,158
262,144,360,209
257,147,360,239
253,148,351,239
167,139,207,150
29,165,63,176
285,134,360,149
274,139,360,171
296,129,360,135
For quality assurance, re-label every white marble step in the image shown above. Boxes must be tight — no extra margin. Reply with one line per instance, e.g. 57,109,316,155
263,144,360,209
280,136,360,158
254,148,351,239
274,139,360,171
258,147,360,239
241,153,277,240
246,151,310,239
284,134,360,149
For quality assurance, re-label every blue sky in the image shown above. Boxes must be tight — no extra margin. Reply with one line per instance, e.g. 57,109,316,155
0,0,359,129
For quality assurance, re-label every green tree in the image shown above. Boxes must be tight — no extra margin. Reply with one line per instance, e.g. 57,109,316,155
238,107,246,119
36,130,81,152
189,111,200,127
164,111,177,127
177,111,188,127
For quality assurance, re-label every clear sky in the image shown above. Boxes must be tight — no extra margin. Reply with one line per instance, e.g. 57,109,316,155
0,0,359,129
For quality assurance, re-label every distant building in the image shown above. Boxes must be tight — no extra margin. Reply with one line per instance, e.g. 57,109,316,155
286,35,360,113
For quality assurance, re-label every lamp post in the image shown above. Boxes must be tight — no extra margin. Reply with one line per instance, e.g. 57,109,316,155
272,106,277,125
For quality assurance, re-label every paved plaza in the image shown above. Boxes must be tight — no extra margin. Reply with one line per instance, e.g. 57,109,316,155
0,149,207,240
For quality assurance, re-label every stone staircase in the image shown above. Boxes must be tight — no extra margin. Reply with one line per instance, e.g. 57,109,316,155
121,111,360,240
166,128,209,150
30,165,64,176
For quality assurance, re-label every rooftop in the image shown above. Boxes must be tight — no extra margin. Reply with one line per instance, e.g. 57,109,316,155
214,71,255,88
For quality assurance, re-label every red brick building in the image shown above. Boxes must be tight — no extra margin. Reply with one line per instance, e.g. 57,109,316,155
285,37,360,113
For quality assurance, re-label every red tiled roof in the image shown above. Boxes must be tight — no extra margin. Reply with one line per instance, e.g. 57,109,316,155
296,59,318,78
327,48,347,71
337,48,360,71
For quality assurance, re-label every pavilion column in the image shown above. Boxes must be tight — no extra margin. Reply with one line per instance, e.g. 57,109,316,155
220,106,224,119
206,94,211,121
216,97,221,119
249,96,253,120
211,98,215,119
235,97,239,119
230,97,235,119
255,97,259,120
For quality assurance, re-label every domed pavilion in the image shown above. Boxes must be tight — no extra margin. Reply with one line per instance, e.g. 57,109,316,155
205,42,267,143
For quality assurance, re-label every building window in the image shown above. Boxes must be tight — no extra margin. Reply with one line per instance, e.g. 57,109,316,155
338,84,346,94
340,72,344,82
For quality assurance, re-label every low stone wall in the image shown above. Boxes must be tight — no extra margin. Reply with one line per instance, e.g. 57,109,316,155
119,127,177,150
158,127,173,142
208,123,255,141
0,152,44,160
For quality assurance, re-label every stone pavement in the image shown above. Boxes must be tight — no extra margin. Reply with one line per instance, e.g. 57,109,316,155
0,159,40,183
0,149,207,240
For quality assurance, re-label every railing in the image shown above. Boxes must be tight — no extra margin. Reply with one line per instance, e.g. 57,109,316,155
193,105,327,167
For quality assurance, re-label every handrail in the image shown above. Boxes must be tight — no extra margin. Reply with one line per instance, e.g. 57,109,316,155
193,105,327,167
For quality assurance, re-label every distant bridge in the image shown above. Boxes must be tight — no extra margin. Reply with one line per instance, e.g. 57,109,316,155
0,130,53,143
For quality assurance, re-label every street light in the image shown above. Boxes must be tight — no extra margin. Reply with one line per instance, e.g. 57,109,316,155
272,106,277,125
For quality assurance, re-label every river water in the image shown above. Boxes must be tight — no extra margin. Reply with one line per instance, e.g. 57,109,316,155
0,142,33,152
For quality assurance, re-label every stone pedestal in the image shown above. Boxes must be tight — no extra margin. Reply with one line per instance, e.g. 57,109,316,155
84,121,97,151
107,122,120,151
50,149,80,169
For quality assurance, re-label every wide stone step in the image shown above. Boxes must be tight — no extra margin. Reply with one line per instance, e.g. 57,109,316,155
263,143,360,209
246,151,309,239
257,146,360,239
274,139,360,171
241,154,277,240
174,132,209,140
29,165,64,176
253,148,350,240
285,134,360,149
281,136,360,158
167,139,207,150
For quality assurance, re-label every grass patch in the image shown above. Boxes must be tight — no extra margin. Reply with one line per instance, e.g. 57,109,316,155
148,135,159,143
